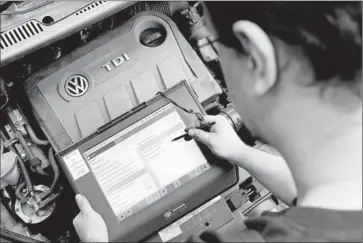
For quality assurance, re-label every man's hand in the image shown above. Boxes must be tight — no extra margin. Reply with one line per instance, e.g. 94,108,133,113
186,115,246,163
73,194,108,242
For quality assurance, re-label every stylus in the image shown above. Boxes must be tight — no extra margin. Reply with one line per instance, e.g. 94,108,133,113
171,133,192,142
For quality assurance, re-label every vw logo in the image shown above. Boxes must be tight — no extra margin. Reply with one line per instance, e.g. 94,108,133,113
64,75,89,97
164,211,172,220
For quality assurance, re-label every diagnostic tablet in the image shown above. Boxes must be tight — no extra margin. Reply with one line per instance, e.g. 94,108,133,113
58,81,238,242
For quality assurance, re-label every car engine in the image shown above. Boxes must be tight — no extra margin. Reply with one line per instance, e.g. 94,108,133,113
0,2,286,242
25,11,222,151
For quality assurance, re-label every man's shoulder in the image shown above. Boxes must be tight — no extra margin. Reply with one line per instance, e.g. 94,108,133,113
243,207,363,242
194,207,362,242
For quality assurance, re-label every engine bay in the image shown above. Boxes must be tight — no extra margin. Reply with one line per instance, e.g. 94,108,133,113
25,11,221,151
0,2,287,242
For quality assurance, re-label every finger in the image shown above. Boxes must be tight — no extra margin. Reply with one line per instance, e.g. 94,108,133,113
203,115,220,124
200,231,224,243
187,128,213,146
191,115,219,128
188,234,203,242
76,194,93,214
192,118,202,128
73,214,81,226
72,216,77,226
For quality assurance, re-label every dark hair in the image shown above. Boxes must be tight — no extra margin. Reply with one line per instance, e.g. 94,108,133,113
205,1,362,82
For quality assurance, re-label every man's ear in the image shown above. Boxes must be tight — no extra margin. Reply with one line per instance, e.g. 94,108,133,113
232,20,277,96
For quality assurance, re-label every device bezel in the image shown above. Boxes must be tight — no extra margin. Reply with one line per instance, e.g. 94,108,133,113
58,81,238,242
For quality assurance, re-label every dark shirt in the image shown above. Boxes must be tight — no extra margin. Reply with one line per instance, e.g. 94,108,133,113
196,207,363,242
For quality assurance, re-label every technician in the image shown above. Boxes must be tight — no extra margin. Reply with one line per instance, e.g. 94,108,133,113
72,2,362,242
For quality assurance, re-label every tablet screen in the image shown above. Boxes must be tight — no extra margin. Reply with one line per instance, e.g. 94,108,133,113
83,103,210,221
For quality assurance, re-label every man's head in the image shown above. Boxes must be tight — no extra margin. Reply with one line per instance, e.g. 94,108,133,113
204,2,362,144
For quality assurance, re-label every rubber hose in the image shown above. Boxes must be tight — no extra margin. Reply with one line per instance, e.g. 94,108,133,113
16,131,35,160
16,132,48,177
0,77,9,110
131,1,189,17
40,147,59,200
0,130,34,194
15,181,27,203
15,156,33,194
35,166,49,176
30,145,50,176
25,124,49,146
38,192,61,211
